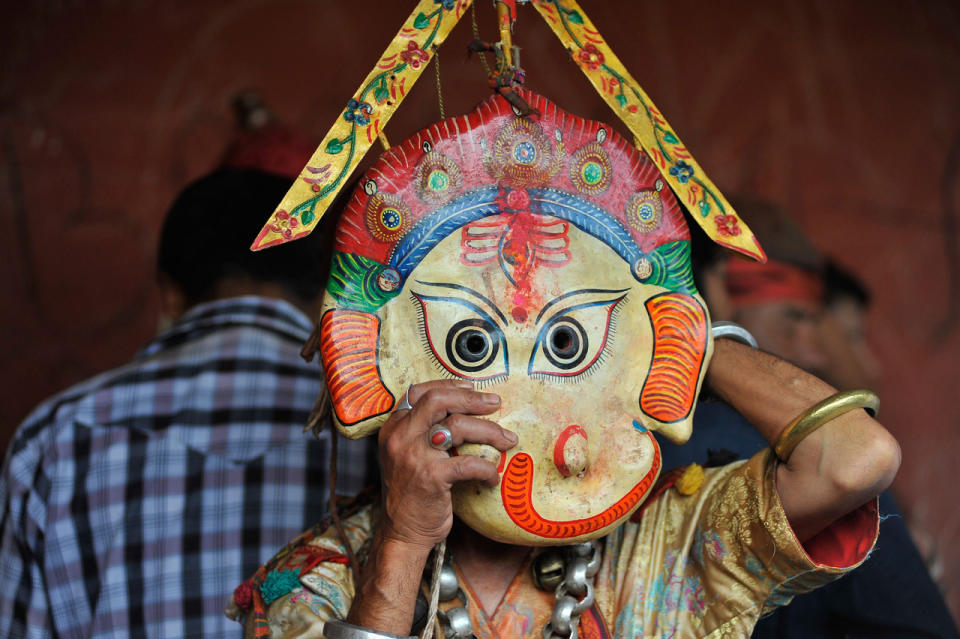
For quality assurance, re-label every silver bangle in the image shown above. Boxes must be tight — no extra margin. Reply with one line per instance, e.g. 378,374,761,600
711,321,758,349
322,620,415,639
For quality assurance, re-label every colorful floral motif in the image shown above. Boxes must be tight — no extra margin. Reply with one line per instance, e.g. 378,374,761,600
668,160,694,184
715,214,741,237
625,190,663,233
484,117,564,187
400,41,430,69
691,528,727,568
343,99,373,127
269,210,300,239
569,142,613,195
414,150,463,204
365,192,412,243
578,43,605,70
647,550,707,619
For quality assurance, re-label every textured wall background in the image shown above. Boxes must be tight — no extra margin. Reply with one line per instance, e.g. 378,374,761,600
2,0,958,622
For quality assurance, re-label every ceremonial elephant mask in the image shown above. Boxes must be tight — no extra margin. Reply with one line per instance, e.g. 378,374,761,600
320,89,712,545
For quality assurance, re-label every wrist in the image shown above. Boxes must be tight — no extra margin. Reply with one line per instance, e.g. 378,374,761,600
347,532,431,634
375,532,434,568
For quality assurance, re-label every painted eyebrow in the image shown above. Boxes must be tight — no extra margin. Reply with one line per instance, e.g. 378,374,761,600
535,288,630,324
414,280,508,325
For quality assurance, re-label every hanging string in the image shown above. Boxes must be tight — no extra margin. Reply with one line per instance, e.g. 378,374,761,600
431,45,446,120
470,1,493,76
419,539,447,639
328,416,361,587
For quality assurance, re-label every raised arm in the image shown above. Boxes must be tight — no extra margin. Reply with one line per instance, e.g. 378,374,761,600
345,380,516,635
706,338,900,542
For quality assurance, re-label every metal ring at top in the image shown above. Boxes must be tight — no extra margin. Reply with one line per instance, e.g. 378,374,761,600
711,321,758,349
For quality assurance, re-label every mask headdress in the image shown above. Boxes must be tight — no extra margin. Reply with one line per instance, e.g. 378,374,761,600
251,0,765,264
252,0,765,545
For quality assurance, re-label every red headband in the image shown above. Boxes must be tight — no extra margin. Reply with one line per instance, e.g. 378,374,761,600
725,258,822,306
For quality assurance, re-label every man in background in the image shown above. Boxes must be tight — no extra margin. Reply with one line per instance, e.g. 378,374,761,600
0,166,375,637
659,198,959,638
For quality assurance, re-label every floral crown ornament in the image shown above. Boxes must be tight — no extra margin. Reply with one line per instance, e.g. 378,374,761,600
250,0,766,264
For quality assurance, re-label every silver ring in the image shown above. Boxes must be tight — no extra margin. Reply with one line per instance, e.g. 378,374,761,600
396,386,413,412
428,424,454,451
711,321,758,349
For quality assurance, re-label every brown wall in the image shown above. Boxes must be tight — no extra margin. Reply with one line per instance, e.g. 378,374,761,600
3,0,959,622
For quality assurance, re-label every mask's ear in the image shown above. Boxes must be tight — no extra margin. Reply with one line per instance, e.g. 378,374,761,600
639,292,709,444
320,309,396,438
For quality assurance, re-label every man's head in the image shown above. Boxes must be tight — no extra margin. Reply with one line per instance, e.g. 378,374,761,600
156,168,335,319
318,90,717,545
719,199,829,376
822,260,881,387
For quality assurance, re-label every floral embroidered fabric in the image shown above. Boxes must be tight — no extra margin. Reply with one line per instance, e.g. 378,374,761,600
236,450,878,638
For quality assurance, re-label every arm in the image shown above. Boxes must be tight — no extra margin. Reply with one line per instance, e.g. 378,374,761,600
707,338,900,542
346,380,516,635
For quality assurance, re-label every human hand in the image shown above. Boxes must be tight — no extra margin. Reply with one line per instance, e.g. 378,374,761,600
377,379,517,551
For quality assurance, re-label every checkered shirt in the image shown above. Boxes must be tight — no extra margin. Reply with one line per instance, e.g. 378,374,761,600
0,296,377,638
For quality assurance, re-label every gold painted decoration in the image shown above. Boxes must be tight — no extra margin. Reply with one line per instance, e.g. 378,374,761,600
251,0,474,251
531,0,767,262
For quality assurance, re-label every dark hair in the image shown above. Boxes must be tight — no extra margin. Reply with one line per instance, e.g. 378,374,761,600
156,168,335,306
823,260,871,308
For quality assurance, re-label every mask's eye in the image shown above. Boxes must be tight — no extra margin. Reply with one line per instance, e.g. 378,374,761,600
447,319,500,372
413,293,509,383
529,295,626,380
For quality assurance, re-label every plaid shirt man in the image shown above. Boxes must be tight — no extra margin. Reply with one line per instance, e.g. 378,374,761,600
0,296,376,638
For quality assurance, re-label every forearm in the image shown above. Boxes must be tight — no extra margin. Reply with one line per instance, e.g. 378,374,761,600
345,531,431,635
707,338,837,445
707,339,900,541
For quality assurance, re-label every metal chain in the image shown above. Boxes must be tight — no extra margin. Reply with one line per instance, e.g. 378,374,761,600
470,1,493,76
433,541,600,639
431,45,445,121
542,542,601,639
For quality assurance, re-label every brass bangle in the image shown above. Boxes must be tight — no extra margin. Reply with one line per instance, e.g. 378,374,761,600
773,390,880,462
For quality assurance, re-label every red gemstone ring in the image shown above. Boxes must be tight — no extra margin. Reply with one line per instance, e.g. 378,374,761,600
428,425,454,451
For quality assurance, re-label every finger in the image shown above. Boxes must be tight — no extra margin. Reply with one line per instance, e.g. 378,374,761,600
436,454,501,488
411,387,501,429
406,379,474,405
438,414,517,451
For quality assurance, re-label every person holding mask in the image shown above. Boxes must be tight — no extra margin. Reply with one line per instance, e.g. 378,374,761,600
660,199,958,638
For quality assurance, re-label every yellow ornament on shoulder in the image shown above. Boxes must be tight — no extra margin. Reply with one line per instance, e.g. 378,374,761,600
675,463,705,496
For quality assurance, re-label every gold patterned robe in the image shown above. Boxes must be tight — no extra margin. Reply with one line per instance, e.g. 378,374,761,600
229,450,879,638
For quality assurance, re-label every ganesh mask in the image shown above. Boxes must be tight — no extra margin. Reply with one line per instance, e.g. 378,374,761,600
320,89,712,546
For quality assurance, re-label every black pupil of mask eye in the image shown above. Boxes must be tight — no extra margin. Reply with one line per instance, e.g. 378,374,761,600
457,331,489,361
551,326,576,356
544,318,588,370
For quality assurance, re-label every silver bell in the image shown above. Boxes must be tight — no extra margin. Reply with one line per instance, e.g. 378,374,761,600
437,564,460,601
444,606,473,639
